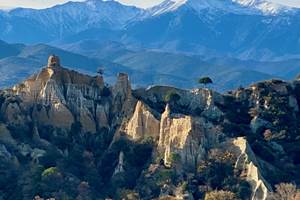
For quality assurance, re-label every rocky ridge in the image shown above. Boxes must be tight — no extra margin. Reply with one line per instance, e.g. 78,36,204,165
0,57,300,199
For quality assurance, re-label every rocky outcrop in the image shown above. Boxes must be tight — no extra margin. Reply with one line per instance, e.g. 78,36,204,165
125,101,160,141
32,100,74,130
157,104,222,169
158,105,204,169
0,56,133,133
136,86,224,115
1,56,300,200
0,98,29,128
113,151,125,175
227,137,271,200
0,124,16,146
123,102,222,170
47,54,61,68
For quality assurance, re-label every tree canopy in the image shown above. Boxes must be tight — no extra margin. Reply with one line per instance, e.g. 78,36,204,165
164,91,181,103
198,77,213,85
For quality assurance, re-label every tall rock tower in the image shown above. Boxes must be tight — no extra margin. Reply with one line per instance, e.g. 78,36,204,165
47,55,61,68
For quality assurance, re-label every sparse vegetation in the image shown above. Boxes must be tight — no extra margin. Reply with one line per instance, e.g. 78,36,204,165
267,183,300,200
204,190,239,200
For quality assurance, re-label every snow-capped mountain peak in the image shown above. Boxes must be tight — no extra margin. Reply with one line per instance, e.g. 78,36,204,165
149,0,187,16
232,0,288,14
149,0,293,16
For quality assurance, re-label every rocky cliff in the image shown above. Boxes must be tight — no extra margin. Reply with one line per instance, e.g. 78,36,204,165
0,56,299,200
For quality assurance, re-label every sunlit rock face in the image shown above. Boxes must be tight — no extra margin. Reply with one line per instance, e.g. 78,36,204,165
123,99,219,168
226,137,271,200
1,55,300,199
0,56,130,133
120,82,288,198
47,54,61,68
157,104,221,169
125,101,160,141
123,85,225,168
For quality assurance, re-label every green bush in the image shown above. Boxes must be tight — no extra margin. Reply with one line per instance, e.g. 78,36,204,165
198,77,213,85
156,169,176,185
170,153,181,164
237,180,252,200
41,167,59,178
205,190,238,200
164,91,181,103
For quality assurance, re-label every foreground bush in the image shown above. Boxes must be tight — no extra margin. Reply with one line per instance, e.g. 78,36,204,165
267,183,299,200
204,190,239,200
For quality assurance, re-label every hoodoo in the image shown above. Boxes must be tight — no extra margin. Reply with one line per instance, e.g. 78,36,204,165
47,54,61,68
0,56,300,199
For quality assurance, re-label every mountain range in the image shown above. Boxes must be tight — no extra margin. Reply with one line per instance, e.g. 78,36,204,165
0,39,291,91
1,0,300,59
1,1,300,199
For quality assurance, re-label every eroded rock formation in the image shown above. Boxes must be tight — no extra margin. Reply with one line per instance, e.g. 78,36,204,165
1,56,300,200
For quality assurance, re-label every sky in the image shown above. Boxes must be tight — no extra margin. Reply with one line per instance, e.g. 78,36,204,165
0,0,300,9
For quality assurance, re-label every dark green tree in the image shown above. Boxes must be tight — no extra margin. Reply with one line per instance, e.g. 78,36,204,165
198,77,213,87
164,91,181,104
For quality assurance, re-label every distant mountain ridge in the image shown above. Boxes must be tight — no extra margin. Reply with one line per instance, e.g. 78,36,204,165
149,0,292,16
1,0,300,60
1,0,300,92
0,40,206,90
1,39,295,92
0,0,144,43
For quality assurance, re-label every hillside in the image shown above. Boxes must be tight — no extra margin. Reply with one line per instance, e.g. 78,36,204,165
0,56,299,199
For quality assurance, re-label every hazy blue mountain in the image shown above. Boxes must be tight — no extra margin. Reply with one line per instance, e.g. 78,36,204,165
59,39,287,91
0,40,200,90
0,40,131,87
1,0,300,91
124,0,300,60
1,0,300,60
0,40,24,59
0,0,144,44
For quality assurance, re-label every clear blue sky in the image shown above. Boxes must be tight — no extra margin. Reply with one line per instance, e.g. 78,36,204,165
0,0,299,9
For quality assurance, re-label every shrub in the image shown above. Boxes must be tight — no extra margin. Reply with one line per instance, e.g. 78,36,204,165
156,169,176,185
170,153,181,163
101,86,111,97
40,167,63,197
116,189,140,200
267,183,299,200
204,190,238,200
164,91,181,103
76,182,92,200
41,167,59,178
198,77,213,86
198,160,233,189
236,180,252,200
